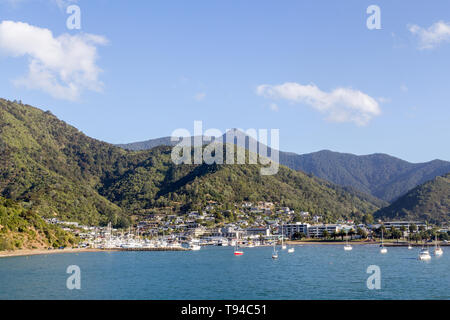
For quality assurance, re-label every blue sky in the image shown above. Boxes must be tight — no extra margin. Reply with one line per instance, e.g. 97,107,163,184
0,0,449,163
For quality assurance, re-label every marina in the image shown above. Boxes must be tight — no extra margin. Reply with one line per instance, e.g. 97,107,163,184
1,245,448,300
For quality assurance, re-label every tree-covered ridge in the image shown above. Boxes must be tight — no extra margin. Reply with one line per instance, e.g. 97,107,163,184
0,98,383,225
374,172,450,224
0,98,134,226
120,135,450,203
0,196,77,251
280,150,450,202
101,144,383,220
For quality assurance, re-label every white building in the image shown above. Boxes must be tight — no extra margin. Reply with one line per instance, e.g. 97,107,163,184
281,223,309,239
307,224,341,238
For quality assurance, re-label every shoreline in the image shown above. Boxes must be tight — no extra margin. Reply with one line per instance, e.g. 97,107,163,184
2,242,447,258
286,240,449,246
0,248,109,258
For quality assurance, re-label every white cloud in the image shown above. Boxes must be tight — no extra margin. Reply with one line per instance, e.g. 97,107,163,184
0,20,107,100
408,21,450,49
194,92,206,101
400,84,408,92
256,82,381,126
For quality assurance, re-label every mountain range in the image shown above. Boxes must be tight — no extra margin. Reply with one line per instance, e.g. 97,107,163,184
0,98,386,226
118,132,450,203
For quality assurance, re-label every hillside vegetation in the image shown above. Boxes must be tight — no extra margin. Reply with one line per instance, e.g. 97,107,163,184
0,99,382,225
119,133,450,202
0,196,77,251
374,173,450,224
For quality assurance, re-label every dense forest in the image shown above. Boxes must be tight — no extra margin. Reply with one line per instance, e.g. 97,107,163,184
119,133,450,202
0,196,77,250
374,173,450,224
0,99,383,226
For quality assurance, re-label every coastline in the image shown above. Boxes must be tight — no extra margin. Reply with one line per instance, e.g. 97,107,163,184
2,241,447,258
0,248,109,258
286,240,449,246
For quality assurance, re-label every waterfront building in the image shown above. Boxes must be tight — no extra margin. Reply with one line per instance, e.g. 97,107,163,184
307,224,340,238
281,223,309,239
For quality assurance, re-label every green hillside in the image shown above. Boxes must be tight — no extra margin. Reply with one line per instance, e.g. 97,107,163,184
120,136,450,203
0,98,383,225
0,98,133,226
101,145,383,219
0,196,77,251
374,173,450,224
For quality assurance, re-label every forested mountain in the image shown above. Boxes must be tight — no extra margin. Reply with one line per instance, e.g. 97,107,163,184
374,173,450,224
119,132,450,202
0,196,77,250
0,99,382,226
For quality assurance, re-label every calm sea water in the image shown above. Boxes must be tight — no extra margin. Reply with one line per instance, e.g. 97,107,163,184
0,245,448,300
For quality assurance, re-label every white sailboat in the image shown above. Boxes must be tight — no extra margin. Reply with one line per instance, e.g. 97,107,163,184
434,235,443,256
281,222,287,250
234,233,244,256
272,240,278,259
418,242,431,261
408,234,413,250
344,230,352,251
189,239,201,251
380,229,387,254
288,244,295,253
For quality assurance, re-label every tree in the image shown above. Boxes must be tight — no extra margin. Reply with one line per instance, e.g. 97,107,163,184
400,226,407,239
362,213,374,225
322,230,330,240
357,227,368,239
292,232,305,240
409,223,417,234
348,229,356,240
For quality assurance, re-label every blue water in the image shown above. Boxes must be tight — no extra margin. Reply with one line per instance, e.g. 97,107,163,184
0,245,449,299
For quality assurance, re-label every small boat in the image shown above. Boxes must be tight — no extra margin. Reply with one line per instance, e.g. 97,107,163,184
434,236,443,256
272,242,278,259
233,235,244,256
189,239,201,251
344,230,352,251
380,229,387,254
418,248,431,261
281,222,287,250
407,235,413,249
190,244,201,251
287,247,295,253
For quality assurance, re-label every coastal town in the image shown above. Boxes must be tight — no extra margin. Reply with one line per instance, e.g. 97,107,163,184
45,201,450,251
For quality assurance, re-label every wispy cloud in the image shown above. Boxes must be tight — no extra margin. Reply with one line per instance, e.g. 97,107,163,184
409,21,450,49
0,20,107,100
194,92,206,101
256,82,381,126
269,103,279,112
